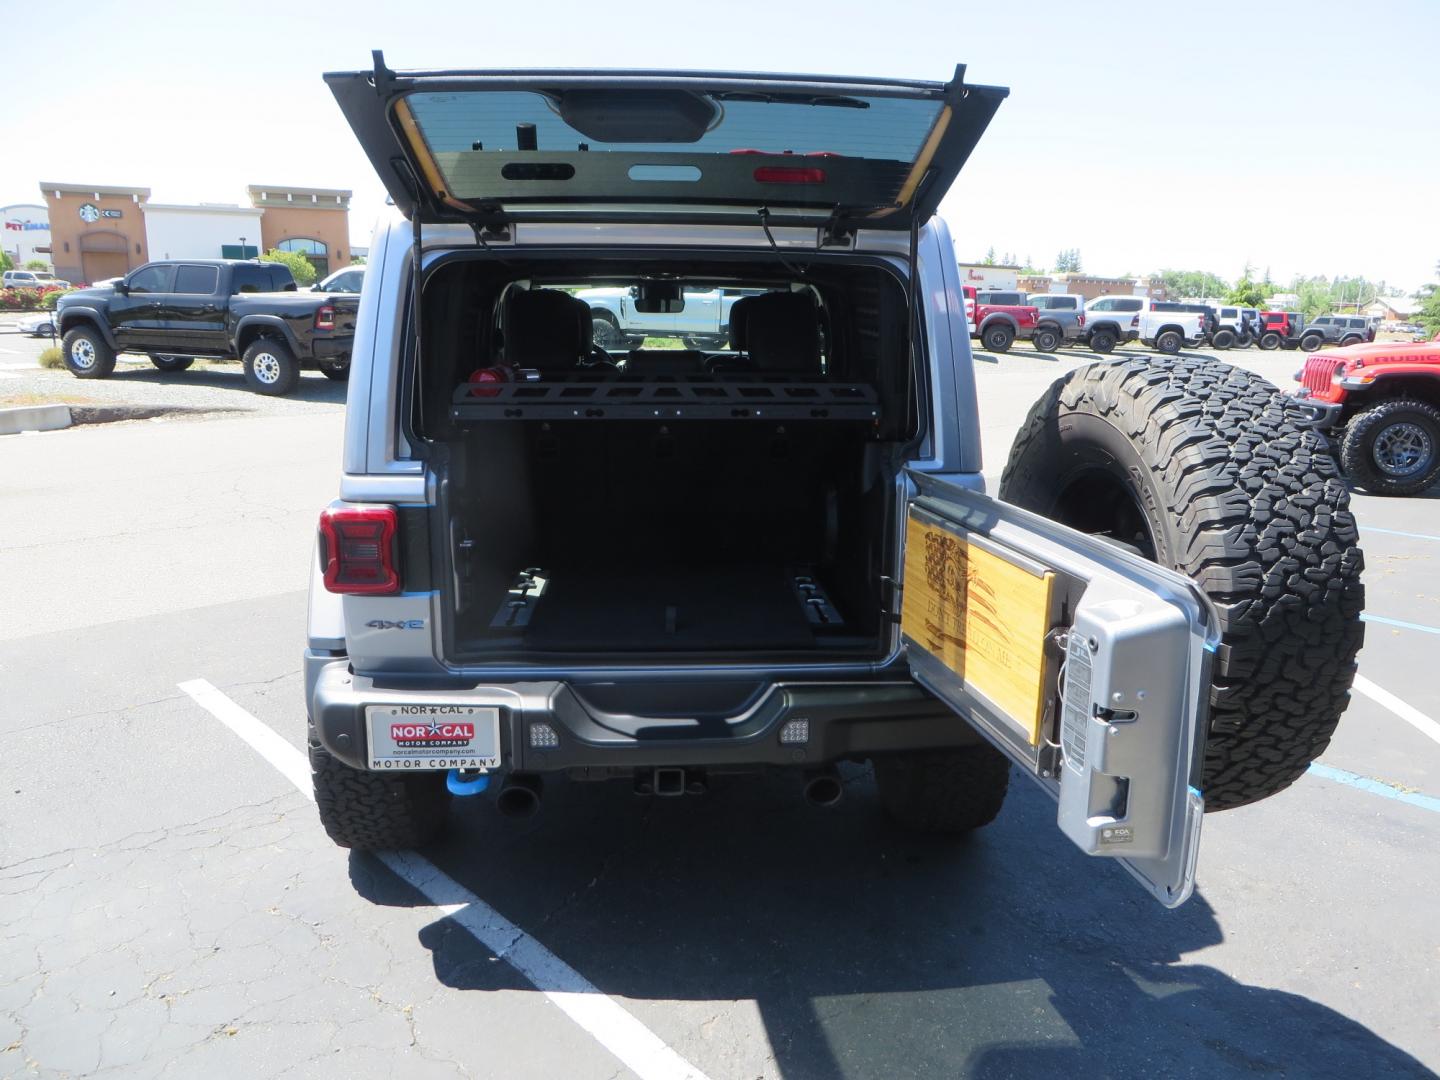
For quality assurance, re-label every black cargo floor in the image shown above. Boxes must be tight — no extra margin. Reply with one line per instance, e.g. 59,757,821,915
520,564,819,651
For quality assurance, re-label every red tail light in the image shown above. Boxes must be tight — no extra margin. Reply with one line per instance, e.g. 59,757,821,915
315,304,336,331
1131,315,1140,328
319,506,399,595
753,166,825,184
1078,313,1086,327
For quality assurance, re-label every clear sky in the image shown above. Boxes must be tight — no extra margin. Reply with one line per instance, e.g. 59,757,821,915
3,0,1435,290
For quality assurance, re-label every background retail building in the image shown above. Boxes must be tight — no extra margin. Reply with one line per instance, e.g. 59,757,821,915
37,182,354,284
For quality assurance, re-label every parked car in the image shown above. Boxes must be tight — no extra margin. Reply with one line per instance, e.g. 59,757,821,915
971,289,1041,352
4,270,42,289
303,57,1364,914
1154,301,1217,340
55,259,360,394
15,311,57,336
1257,311,1321,351
314,266,366,294
1292,333,1440,494
1080,296,1206,354
1305,315,1375,348
576,285,752,351
1026,293,1087,350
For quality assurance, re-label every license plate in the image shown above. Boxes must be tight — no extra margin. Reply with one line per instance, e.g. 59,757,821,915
364,705,502,771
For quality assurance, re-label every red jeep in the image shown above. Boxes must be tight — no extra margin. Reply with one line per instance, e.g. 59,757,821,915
1259,310,1322,352
1294,332,1440,494
968,288,1041,353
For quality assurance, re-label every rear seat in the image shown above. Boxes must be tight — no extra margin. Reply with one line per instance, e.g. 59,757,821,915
709,291,821,375
504,288,592,374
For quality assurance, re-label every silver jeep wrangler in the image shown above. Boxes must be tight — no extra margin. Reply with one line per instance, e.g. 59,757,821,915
306,55,1363,907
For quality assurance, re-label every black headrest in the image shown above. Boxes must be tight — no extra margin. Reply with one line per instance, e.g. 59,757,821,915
740,292,821,373
506,289,591,371
624,350,704,376
727,295,758,351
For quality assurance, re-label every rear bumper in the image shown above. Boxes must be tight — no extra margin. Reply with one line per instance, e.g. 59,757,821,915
310,336,352,362
305,655,980,774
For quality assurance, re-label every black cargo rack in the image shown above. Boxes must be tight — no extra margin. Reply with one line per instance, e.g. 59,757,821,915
450,374,881,422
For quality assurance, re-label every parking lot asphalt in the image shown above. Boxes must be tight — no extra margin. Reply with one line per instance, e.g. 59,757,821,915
2,337,1438,1078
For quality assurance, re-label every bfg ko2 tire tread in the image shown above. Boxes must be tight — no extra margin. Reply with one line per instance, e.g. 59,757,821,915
873,744,1011,834
1340,399,1440,496
61,325,116,379
999,357,1365,812
310,725,450,850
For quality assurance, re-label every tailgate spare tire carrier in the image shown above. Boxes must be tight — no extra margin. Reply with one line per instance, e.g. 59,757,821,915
1000,356,1366,811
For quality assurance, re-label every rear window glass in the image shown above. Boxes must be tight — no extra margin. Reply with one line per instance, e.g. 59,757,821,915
175,265,219,294
1115,298,1143,312
403,89,944,211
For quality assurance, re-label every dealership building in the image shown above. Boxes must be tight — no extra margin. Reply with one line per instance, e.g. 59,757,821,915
37,182,353,284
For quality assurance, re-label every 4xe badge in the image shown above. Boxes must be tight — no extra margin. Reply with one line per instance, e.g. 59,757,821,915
366,619,426,630
390,720,475,748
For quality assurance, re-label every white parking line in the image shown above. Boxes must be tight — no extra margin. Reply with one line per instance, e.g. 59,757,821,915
178,678,712,1080
1353,674,1440,748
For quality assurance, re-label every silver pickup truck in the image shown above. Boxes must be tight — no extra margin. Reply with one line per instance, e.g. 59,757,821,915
307,56,1364,907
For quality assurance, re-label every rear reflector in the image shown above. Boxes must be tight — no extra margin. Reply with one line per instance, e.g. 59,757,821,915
315,304,336,331
753,166,825,184
319,506,400,595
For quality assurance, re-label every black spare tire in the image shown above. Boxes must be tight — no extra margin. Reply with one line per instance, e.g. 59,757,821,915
1000,357,1365,811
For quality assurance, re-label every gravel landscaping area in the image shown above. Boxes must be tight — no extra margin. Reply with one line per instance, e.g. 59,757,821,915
0,323,345,418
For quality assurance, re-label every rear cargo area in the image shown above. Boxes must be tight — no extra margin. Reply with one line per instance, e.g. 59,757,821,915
416,253,916,665
440,419,891,661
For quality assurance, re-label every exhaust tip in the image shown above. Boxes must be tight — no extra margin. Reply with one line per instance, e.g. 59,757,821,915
496,774,543,819
803,769,843,808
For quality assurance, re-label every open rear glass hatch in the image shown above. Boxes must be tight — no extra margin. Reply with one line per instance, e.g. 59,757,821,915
325,54,1008,231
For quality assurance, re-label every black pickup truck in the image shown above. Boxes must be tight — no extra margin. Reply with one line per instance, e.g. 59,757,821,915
55,259,359,395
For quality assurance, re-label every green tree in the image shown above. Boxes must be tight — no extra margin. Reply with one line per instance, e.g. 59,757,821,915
0,250,12,273
1156,269,1229,300
259,248,317,287
1226,276,1268,307
982,246,996,266
1295,277,1335,318
1055,248,1082,273
24,259,48,271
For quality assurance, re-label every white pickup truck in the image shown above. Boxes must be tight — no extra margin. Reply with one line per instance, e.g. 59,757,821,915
1081,296,1207,354
576,286,752,349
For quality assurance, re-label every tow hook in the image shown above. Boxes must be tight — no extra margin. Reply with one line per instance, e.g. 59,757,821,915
447,768,490,797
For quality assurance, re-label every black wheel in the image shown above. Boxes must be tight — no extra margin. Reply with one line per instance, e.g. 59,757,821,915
1000,357,1365,812
1340,335,1363,347
317,359,350,382
150,354,194,372
1031,326,1061,352
1235,331,1253,348
1212,329,1235,349
1258,332,1282,351
310,726,449,850
1340,400,1440,496
873,745,1010,833
1300,334,1323,352
981,323,1015,353
1088,328,1117,354
242,337,300,396
1154,329,1183,354
60,325,115,379
591,312,623,349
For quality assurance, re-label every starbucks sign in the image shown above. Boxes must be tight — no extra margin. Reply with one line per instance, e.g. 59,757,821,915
78,203,123,222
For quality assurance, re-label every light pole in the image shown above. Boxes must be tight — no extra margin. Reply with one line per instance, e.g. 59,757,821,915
239,236,247,260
